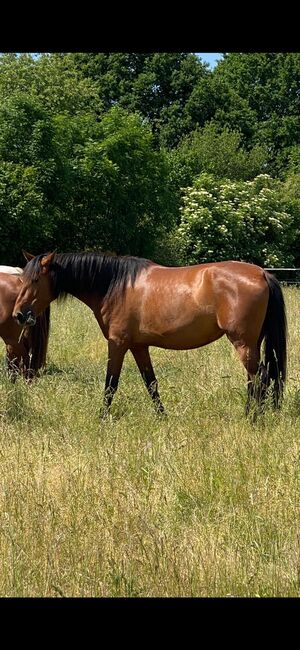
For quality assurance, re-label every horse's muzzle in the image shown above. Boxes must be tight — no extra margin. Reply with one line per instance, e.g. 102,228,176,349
15,310,36,326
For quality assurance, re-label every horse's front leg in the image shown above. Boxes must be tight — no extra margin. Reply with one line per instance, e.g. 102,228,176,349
101,339,127,419
5,343,29,382
131,345,166,415
5,344,19,382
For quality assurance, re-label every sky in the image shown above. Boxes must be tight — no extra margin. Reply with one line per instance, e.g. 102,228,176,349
18,53,224,69
196,53,223,68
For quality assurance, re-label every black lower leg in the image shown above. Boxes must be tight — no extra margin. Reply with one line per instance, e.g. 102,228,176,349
144,376,165,414
6,354,18,382
101,341,126,419
246,364,269,420
245,374,255,416
131,346,165,414
102,374,119,416
257,362,268,409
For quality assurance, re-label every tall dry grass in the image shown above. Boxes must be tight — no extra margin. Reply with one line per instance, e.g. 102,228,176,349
0,289,300,597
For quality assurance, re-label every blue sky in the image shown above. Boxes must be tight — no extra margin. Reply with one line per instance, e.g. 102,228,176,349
196,53,223,68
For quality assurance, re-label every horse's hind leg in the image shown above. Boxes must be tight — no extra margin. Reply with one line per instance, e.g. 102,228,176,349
131,345,165,415
230,341,262,416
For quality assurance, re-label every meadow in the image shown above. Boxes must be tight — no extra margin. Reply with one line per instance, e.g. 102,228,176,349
0,287,300,597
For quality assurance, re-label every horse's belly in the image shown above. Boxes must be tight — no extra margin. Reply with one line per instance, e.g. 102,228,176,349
137,311,222,350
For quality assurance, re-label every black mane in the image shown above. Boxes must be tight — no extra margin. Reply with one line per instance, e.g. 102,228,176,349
23,251,154,300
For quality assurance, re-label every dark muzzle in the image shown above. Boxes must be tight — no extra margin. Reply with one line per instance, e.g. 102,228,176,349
15,310,36,327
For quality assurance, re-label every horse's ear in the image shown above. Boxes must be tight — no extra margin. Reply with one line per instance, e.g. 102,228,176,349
22,250,35,262
40,252,55,275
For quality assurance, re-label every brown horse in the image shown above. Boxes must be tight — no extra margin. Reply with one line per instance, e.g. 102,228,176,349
0,268,50,380
12,251,287,415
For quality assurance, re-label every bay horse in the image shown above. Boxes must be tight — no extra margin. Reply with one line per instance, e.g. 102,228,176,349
0,267,50,380
12,251,287,416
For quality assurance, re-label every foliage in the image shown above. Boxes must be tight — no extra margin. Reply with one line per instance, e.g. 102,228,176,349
167,123,268,211
0,95,172,261
0,53,101,115
280,172,300,265
70,52,208,147
285,145,300,175
0,162,51,263
0,52,300,265
70,107,173,255
0,94,71,262
214,53,300,175
177,173,293,266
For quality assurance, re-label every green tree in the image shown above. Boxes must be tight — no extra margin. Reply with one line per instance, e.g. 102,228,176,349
70,52,208,147
214,53,300,175
68,107,173,255
185,74,257,143
0,162,51,264
0,93,72,220
168,122,267,194
285,144,300,175
0,53,102,116
0,93,173,259
280,172,300,265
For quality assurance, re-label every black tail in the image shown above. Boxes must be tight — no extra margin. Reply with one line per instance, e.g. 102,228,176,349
24,306,51,375
262,272,287,406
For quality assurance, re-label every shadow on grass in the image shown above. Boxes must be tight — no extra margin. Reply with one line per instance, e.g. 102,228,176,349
43,362,71,376
43,362,104,386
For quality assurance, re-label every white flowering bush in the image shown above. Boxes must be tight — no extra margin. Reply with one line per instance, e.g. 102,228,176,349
177,173,293,266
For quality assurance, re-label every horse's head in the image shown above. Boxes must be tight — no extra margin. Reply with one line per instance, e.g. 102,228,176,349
13,251,55,326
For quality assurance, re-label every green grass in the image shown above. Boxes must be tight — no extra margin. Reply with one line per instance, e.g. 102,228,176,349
0,289,300,597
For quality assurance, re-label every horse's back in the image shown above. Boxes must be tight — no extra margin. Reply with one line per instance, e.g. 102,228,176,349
142,260,267,305
123,260,269,349
0,266,23,275
0,272,23,325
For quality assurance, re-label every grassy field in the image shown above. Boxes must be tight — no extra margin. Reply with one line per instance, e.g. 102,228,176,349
0,288,300,597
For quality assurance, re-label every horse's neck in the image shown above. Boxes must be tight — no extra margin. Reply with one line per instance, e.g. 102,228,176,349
54,257,108,310
0,265,23,275
65,288,100,313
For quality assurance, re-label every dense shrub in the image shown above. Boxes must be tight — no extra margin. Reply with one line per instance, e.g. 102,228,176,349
177,173,293,266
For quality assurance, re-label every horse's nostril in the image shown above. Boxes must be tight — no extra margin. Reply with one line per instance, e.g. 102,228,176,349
16,311,26,325
26,312,36,326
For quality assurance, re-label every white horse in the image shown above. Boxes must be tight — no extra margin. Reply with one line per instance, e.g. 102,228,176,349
0,266,23,275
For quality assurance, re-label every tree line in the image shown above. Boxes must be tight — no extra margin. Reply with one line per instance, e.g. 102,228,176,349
0,52,299,266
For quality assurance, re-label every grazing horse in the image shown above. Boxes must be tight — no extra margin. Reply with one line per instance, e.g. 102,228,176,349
12,251,287,416
0,267,50,380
